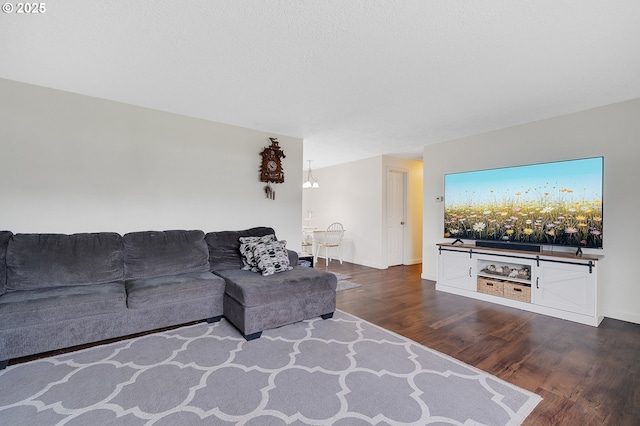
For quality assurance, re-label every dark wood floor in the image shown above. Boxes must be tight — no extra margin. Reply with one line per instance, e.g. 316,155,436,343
323,261,640,426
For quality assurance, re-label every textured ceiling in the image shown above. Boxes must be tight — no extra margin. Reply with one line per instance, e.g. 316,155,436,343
2,1,639,169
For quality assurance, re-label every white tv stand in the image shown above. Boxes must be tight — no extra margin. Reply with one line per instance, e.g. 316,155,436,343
436,243,604,326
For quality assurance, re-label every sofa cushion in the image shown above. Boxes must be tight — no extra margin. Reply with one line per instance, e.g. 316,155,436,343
253,240,293,276
5,233,124,292
216,267,337,307
0,282,126,330
125,271,226,309
0,231,13,295
205,227,276,272
123,230,210,280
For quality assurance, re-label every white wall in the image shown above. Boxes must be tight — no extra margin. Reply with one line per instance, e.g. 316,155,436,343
302,156,383,268
422,97,640,324
302,155,423,269
0,79,304,246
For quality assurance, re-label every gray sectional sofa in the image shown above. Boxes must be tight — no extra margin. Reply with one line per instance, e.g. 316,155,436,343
0,227,337,368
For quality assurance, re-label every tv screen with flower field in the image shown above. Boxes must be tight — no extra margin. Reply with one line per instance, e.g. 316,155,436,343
444,157,604,248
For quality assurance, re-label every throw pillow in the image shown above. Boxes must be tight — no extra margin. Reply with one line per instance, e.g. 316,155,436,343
239,234,276,272
252,240,292,276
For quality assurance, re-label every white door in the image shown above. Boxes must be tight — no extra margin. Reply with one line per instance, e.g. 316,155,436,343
386,170,405,266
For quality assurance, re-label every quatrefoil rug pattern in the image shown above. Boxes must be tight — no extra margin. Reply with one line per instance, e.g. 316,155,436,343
0,311,541,425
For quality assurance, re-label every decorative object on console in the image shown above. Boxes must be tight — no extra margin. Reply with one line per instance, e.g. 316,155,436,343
260,137,286,200
482,264,530,280
302,160,319,189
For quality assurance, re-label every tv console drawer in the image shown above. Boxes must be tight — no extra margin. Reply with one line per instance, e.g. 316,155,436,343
503,282,531,303
477,277,504,297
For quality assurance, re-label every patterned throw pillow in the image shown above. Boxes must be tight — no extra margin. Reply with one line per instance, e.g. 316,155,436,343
252,240,292,276
239,234,276,271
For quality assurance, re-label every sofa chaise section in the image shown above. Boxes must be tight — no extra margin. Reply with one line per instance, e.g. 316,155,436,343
205,227,337,339
218,267,337,339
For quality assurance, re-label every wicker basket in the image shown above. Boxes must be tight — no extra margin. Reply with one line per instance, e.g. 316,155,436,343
503,282,531,302
477,277,504,297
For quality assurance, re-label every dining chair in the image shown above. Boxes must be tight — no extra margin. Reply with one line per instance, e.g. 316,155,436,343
315,222,344,266
301,232,313,254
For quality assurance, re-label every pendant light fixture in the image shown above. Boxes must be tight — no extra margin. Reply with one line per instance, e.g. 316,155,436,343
302,160,319,189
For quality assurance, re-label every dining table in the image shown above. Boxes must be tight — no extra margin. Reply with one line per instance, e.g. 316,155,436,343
302,227,324,255
302,227,345,262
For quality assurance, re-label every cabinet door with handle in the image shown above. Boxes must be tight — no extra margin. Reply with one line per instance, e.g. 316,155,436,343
534,261,595,316
437,250,475,291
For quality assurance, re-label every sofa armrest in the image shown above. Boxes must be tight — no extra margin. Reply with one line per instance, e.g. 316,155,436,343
287,249,299,266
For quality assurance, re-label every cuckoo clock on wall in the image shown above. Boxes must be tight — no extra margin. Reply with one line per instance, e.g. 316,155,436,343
260,138,285,199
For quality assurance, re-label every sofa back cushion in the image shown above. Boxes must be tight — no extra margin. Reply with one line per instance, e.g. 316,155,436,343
5,232,124,291
123,230,210,280
205,227,276,272
0,231,13,295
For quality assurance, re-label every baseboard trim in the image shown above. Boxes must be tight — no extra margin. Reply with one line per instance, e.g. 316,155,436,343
603,310,640,325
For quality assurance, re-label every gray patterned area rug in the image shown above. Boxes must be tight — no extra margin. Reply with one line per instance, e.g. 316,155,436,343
0,311,541,425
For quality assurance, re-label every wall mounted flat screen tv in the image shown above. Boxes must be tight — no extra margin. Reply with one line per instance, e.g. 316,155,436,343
444,157,604,249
